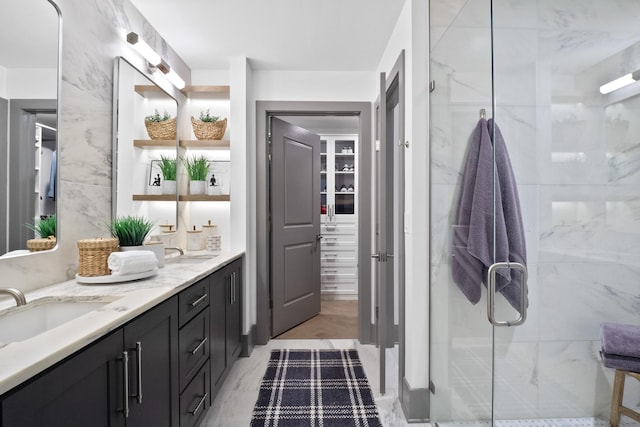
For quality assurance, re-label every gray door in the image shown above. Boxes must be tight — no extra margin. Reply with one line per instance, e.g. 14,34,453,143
270,117,321,336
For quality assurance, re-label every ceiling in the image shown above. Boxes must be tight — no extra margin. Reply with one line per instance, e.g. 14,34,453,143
128,0,406,71
0,0,58,68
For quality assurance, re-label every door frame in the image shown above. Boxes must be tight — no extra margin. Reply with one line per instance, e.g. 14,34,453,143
255,101,372,344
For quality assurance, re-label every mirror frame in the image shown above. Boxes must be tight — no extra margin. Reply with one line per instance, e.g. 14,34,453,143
1,0,62,258
111,56,180,231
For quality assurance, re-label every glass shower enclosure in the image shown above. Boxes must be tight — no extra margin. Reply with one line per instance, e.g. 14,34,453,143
430,0,640,425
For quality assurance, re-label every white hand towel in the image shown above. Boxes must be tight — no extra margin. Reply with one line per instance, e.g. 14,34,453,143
108,250,158,276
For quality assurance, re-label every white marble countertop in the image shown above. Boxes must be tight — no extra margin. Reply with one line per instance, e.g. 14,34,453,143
0,249,244,396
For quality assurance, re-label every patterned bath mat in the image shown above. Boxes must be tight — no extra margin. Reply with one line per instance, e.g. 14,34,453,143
251,349,382,426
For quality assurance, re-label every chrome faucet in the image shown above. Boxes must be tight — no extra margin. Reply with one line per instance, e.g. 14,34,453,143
0,288,26,306
164,247,184,256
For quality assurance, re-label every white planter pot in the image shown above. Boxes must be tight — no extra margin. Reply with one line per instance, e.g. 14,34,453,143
162,180,176,195
190,180,206,195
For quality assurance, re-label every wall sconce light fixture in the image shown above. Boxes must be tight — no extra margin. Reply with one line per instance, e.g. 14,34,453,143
600,70,640,94
157,59,186,90
127,31,185,89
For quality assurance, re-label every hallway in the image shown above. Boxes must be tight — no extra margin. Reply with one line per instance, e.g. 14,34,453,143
201,339,431,427
274,299,358,340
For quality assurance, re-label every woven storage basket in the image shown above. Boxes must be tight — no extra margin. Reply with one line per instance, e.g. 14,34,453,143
191,117,227,140
77,237,119,277
27,236,56,252
145,117,177,140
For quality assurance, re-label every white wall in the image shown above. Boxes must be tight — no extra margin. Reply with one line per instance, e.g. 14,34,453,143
253,70,376,101
7,68,57,99
376,0,430,392
0,66,7,98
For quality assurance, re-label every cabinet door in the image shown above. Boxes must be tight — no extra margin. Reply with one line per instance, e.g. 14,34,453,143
1,330,125,427
210,269,226,394
226,259,242,362
123,297,179,427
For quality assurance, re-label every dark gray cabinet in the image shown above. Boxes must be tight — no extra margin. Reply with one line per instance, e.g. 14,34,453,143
1,298,179,427
210,257,243,400
1,330,124,427
123,297,179,427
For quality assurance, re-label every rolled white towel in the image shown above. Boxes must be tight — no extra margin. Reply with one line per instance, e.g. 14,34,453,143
108,250,158,276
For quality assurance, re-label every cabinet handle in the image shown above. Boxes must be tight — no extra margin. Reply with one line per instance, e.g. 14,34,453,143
190,336,208,355
190,293,208,308
190,392,208,416
121,351,130,418
232,272,236,304
134,341,143,404
324,269,338,273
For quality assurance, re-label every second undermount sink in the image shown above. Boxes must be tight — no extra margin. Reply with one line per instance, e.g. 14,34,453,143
165,254,218,265
0,297,117,344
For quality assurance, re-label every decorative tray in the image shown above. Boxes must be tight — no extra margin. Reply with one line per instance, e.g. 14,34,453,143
75,268,158,284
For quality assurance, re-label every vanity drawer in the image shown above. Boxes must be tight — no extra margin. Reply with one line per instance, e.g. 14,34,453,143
179,309,210,391
178,277,209,327
180,361,210,427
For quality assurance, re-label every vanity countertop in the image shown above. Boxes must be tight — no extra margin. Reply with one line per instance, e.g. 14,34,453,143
0,250,244,396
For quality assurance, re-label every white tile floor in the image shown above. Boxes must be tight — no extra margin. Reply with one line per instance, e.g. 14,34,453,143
200,339,432,427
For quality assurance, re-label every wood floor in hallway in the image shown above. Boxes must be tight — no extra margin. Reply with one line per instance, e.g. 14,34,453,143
274,299,358,339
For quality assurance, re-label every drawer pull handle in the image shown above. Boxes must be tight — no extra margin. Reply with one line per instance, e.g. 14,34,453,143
190,337,208,355
324,269,338,273
190,293,208,307
190,392,208,416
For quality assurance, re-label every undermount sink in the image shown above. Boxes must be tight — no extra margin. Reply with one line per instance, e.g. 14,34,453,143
165,254,218,265
0,297,116,344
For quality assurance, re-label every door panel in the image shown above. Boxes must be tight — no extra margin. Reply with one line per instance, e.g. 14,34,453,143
271,117,321,336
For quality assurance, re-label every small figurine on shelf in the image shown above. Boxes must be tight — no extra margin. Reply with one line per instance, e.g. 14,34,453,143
152,174,161,186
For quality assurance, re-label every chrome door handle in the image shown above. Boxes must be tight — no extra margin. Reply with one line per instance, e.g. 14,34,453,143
190,293,208,308
316,234,323,240
190,337,208,355
487,262,528,327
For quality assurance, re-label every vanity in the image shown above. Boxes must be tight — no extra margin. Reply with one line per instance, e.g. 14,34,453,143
0,250,244,427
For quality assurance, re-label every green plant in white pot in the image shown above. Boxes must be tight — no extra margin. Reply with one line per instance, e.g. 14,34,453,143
108,215,154,249
158,155,177,195
183,154,210,195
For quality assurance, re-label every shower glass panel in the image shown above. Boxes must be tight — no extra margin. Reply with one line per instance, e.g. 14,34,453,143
430,0,640,425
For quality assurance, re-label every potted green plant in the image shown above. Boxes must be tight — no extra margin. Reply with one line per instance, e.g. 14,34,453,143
191,109,227,140
144,109,176,140
25,215,57,251
108,215,154,249
183,154,210,195
157,155,177,195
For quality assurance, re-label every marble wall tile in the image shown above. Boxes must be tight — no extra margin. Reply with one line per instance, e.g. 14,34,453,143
537,341,612,418
538,262,640,341
0,0,190,290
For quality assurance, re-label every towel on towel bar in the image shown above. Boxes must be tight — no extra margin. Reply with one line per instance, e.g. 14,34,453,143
451,118,527,314
601,322,640,359
108,250,158,276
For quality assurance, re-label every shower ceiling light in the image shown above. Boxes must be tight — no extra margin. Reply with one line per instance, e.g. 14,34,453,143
599,70,640,94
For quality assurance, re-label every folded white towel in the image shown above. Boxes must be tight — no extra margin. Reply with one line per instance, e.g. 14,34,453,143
108,250,158,276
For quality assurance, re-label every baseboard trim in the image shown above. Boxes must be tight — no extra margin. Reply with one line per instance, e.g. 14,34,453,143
241,324,256,357
401,376,430,423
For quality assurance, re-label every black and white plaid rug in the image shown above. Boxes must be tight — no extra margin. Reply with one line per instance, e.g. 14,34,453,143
251,349,383,426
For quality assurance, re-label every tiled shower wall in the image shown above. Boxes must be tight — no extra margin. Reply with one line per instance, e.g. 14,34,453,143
430,0,640,421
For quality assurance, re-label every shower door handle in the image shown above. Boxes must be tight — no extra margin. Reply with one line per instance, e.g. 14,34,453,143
487,262,528,327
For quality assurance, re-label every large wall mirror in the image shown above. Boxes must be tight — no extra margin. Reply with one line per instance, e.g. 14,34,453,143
0,0,61,257
113,57,179,234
